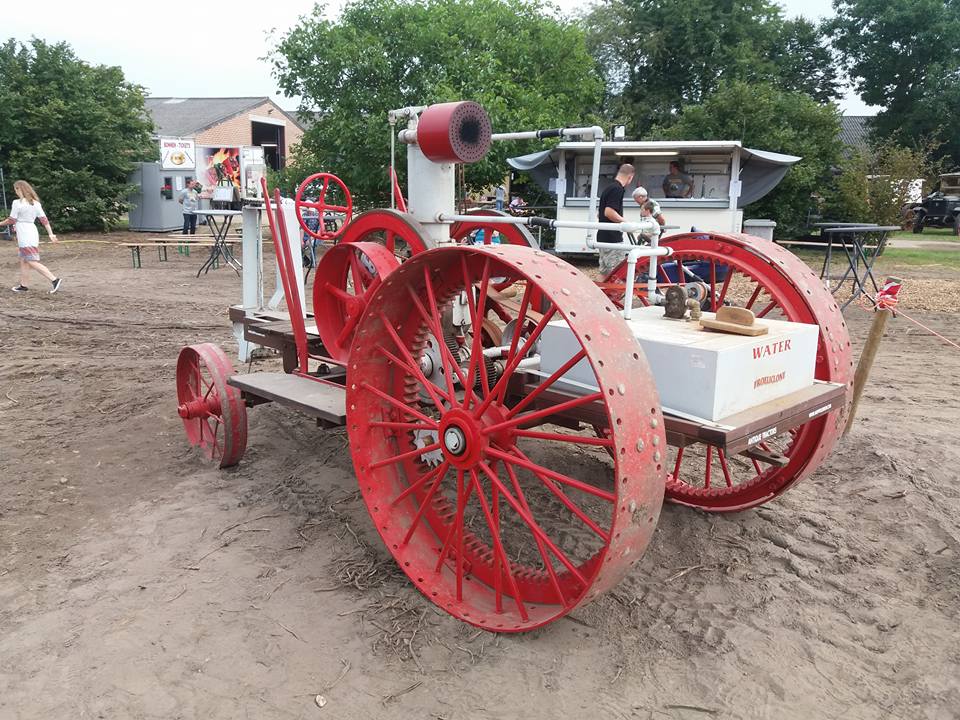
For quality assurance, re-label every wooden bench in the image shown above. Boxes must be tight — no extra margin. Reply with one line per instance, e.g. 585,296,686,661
121,238,235,268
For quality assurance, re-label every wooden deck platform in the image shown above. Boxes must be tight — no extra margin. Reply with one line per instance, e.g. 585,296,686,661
228,373,346,425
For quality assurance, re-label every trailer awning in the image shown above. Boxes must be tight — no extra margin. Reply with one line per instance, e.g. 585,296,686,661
737,148,800,206
508,146,800,208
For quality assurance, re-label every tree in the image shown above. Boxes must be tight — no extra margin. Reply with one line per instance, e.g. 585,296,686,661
652,81,842,236
271,0,604,206
825,138,945,226
829,0,960,164
582,0,841,133
0,39,154,231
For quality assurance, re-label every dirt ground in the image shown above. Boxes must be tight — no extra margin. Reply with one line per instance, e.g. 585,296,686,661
1,233,958,720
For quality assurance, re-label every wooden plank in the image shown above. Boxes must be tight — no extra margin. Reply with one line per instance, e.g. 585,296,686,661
487,287,545,324
228,372,346,424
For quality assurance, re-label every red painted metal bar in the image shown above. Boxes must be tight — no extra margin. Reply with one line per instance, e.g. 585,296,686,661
260,178,310,374
390,167,408,212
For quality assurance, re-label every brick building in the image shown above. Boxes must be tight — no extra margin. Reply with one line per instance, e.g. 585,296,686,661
145,97,306,170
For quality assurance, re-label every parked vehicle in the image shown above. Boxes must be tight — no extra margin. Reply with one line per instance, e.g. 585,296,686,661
903,173,960,234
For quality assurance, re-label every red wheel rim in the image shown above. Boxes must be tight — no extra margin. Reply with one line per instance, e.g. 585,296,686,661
176,343,247,468
604,232,853,511
346,245,666,631
312,241,400,362
338,209,433,261
295,172,353,241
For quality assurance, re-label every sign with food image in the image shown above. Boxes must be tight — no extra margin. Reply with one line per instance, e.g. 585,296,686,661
159,137,196,170
196,146,242,191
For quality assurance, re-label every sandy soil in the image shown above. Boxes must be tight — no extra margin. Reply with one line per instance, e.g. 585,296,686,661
1,233,958,720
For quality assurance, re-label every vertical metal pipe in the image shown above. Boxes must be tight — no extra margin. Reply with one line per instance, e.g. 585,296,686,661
586,134,602,245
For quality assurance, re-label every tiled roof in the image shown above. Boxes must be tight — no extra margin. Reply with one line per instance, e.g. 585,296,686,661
145,97,299,137
839,115,871,153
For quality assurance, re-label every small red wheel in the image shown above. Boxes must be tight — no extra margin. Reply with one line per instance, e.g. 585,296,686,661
312,241,400,362
295,172,353,241
604,232,853,511
176,343,247,468
338,208,433,261
346,245,666,631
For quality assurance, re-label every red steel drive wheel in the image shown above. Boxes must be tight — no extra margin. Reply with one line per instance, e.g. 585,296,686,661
346,245,666,631
176,343,247,468
312,241,400,363
338,209,433,261
605,232,853,511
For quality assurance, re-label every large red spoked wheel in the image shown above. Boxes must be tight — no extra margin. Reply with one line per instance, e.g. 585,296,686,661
176,343,248,468
346,245,666,631
312,241,400,362
605,232,853,511
338,209,434,261
448,209,538,249
295,172,353,241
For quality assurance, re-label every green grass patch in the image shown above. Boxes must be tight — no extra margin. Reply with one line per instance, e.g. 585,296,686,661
878,248,960,268
891,228,959,242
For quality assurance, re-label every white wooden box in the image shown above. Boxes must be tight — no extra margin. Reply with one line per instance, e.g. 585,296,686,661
538,306,819,422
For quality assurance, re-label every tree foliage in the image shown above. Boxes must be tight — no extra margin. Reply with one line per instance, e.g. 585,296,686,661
271,0,604,206
825,138,945,226
583,0,841,133
829,0,960,165
0,39,154,231
652,81,842,236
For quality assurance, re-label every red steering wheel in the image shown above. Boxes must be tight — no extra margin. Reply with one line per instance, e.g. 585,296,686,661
295,172,353,241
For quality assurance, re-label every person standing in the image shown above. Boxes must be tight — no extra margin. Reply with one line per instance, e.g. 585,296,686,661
495,184,506,211
596,163,634,276
631,187,667,226
178,179,200,234
662,160,694,198
0,180,62,293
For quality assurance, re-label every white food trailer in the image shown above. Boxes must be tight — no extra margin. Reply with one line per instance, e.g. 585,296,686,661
508,141,800,255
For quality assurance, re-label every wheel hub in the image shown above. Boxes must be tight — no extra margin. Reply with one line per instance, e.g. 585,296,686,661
443,426,467,455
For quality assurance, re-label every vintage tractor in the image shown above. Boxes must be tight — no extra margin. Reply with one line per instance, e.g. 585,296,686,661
176,101,852,632
903,172,960,234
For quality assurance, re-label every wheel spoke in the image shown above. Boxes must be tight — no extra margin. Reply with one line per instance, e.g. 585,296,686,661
368,440,442,471
470,468,528,620
717,448,733,488
672,446,685,480
335,309,363,348
401,463,449,545
705,446,713,488
370,420,437,432
502,462,567,606
485,391,605,436
374,343,450,409
716,267,733,308
478,461,589,588
513,428,613,448
377,310,454,407
709,260,718,312
510,447,611,542
348,250,364,293
488,447,615,502
475,304,558,418
406,282,469,397
360,381,437,426
506,348,586,419
756,299,777,319
744,283,763,310
459,256,493,402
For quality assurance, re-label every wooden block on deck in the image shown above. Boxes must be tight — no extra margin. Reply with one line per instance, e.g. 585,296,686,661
228,372,346,425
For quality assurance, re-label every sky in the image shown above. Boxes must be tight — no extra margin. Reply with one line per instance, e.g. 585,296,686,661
5,0,876,116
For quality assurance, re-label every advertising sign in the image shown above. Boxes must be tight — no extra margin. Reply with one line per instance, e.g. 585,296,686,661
196,146,242,191
159,137,196,170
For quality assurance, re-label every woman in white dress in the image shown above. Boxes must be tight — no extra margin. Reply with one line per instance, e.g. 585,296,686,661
0,180,62,293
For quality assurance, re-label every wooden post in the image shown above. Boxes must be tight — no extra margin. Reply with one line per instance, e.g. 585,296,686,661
843,308,892,436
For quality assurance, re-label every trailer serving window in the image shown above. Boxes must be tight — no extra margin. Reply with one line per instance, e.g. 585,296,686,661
569,153,732,201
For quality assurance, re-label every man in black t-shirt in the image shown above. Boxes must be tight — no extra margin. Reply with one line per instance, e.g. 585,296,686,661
597,163,635,276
